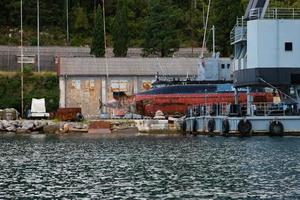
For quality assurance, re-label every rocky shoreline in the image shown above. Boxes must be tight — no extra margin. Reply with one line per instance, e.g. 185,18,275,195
0,120,139,134
0,120,88,134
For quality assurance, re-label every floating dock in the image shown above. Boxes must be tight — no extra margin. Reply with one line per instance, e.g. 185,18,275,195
185,115,300,136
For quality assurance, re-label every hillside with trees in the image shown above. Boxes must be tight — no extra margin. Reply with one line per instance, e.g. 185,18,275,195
0,0,299,57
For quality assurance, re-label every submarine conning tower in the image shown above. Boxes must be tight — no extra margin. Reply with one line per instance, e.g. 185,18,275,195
231,0,300,93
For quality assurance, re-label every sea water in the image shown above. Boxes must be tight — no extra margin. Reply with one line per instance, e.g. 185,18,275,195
0,133,299,199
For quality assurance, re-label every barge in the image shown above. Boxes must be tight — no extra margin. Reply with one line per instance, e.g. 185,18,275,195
184,0,300,136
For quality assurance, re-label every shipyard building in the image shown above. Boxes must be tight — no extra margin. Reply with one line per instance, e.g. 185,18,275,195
57,57,232,118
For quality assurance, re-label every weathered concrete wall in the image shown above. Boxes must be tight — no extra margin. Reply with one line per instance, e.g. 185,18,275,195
63,77,102,118
60,75,162,118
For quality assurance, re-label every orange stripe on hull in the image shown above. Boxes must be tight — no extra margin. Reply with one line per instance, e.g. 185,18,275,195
134,93,273,117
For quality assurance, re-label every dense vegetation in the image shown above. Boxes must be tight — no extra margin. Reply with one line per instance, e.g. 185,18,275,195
0,0,300,56
0,71,59,113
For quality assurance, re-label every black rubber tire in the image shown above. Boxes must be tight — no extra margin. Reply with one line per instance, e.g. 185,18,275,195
238,119,252,135
207,119,215,133
182,120,187,133
269,121,284,136
75,113,84,122
222,119,230,135
193,119,198,133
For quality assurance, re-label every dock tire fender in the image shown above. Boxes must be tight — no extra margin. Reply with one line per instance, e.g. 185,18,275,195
222,119,230,134
193,119,198,133
75,113,84,122
207,119,215,133
238,119,252,135
269,121,284,136
182,120,187,132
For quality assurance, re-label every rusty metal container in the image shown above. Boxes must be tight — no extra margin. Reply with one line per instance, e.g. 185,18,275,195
88,121,112,134
56,108,82,121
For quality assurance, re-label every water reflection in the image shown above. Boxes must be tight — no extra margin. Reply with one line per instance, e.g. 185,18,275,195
0,133,299,199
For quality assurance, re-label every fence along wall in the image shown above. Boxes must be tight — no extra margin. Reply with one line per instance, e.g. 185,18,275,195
0,46,204,72
0,46,91,72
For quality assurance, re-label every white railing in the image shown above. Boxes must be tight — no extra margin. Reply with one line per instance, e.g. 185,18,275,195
231,7,300,44
187,102,298,117
250,8,262,19
230,17,247,44
265,8,300,19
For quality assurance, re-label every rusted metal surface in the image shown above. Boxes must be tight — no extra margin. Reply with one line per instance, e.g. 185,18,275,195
134,92,274,117
88,121,112,134
56,108,81,121
89,121,111,129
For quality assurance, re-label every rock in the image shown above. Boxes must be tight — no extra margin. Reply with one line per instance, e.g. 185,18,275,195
0,121,3,130
63,124,70,133
82,124,88,129
73,123,84,129
6,126,16,132
32,125,44,132
43,124,60,134
33,120,40,127
3,108,18,120
22,121,34,130
2,120,10,128
16,128,30,134
10,121,19,127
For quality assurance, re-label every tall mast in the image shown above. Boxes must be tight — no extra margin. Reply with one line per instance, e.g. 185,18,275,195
21,0,24,118
103,0,109,115
201,0,211,58
103,0,108,80
37,0,40,72
66,0,69,45
212,25,215,58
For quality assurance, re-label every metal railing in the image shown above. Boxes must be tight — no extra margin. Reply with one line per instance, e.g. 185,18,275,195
249,8,262,19
187,102,299,118
264,8,300,19
230,17,247,44
231,7,300,44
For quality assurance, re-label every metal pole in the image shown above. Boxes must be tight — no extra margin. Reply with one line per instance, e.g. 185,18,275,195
201,0,211,58
37,0,40,72
102,0,107,58
191,0,194,56
21,0,24,118
66,0,69,45
94,0,96,17
234,88,238,104
247,87,252,116
102,0,109,115
212,25,215,58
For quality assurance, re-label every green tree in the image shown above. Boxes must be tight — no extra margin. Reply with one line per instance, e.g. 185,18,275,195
210,0,244,56
127,0,149,46
74,6,89,32
90,5,105,57
112,0,130,57
142,0,181,57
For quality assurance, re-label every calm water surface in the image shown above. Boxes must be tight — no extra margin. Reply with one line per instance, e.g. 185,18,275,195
0,133,299,199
